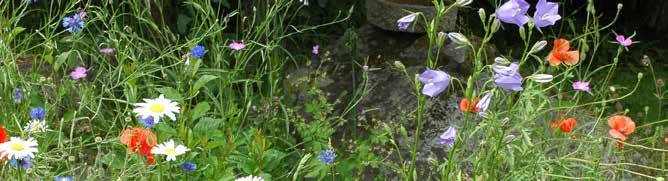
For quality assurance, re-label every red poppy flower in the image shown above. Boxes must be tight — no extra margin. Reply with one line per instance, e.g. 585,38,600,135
460,98,480,113
0,125,8,162
550,117,576,133
607,115,635,148
548,39,580,66
120,127,158,164
664,137,668,144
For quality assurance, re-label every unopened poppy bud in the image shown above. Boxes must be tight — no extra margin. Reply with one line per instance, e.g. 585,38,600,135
95,136,103,143
617,3,623,10
644,106,650,113
609,86,616,92
637,72,643,79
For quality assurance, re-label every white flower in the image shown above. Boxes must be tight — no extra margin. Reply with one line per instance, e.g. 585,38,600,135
24,119,47,134
151,139,189,161
0,137,39,160
447,32,470,47
298,0,309,6
133,94,180,123
235,175,265,181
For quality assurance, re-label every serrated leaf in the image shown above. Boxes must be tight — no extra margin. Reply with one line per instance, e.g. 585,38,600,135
193,75,218,92
191,102,210,121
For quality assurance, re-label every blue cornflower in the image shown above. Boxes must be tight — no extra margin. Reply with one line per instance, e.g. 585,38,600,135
10,156,32,169
30,106,46,120
317,150,336,164
180,162,197,172
13,88,23,103
139,116,157,129
54,176,73,181
62,14,85,33
191,45,206,58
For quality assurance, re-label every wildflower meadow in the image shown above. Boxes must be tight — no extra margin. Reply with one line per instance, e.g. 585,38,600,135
1,0,667,180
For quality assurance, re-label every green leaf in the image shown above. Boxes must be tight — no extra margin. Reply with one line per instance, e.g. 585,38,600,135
54,50,72,71
5,26,26,43
156,87,183,101
193,75,218,92
190,102,210,121
194,117,222,133
177,14,193,34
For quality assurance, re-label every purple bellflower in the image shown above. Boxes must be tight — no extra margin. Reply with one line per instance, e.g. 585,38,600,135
440,127,457,148
533,0,561,28
496,0,530,27
419,69,451,97
397,13,417,30
493,62,524,92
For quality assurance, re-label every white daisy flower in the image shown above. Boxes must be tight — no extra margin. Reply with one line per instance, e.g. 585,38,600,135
133,94,180,123
0,137,39,160
235,175,265,181
24,119,48,134
151,139,189,161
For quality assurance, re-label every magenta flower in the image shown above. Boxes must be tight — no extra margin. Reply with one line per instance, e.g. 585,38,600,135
419,69,451,97
229,42,245,51
439,127,456,148
533,0,561,28
615,35,633,47
99,48,115,54
495,0,530,27
70,66,87,80
572,81,590,92
312,45,319,55
397,13,417,30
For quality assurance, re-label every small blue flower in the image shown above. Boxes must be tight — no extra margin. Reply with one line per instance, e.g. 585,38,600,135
30,106,46,120
10,156,32,169
62,14,85,33
317,150,336,164
191,45,206,58
180,162,197,172
54,176,73,181
13,88,23,104
139,116,157,128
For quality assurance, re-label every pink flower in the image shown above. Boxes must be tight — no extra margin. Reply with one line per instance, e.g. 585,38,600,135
312,45,319,55
229,42,245,51
79,11,88,19
99,48,115,54
572,81,590,92
615,35,632,47
70,66,87,80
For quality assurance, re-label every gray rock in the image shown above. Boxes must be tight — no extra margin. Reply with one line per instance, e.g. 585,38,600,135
367,0,458,33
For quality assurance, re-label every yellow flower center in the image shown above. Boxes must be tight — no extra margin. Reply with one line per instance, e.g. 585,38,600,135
149,104,165,113
166,148,177,155
10,143,24,151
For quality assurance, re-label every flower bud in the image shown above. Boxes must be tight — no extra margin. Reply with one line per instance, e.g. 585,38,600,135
491,18,501,33
478,8,486,22
455,0,473,7
530,40,547,54
641,55,651,66
638,72,644,79
657,79,665,88
504,134,516,143
530,74,554,83
394,61,406,71
447,32,470,46
494,57,510,65
437,31,447,47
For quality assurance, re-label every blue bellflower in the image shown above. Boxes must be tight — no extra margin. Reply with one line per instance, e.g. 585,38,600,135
439,127,457,148
495,0,530,27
